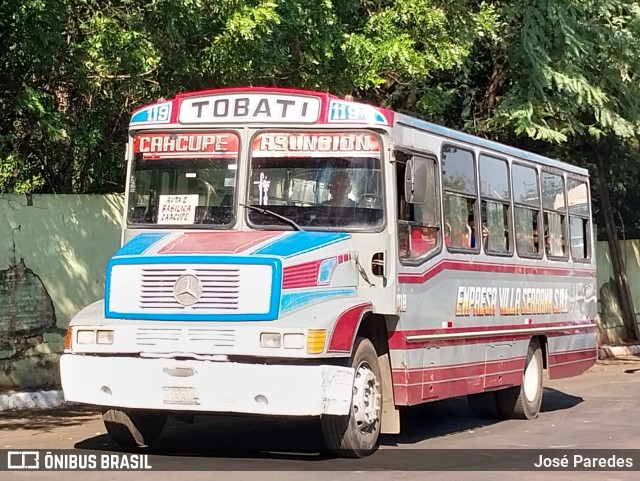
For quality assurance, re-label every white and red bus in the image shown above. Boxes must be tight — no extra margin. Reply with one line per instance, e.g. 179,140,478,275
60,87,597,457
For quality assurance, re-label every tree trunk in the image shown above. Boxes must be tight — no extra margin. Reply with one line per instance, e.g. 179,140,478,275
597,158,640,341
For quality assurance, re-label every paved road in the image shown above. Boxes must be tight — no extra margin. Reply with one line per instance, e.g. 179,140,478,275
1,357,639,480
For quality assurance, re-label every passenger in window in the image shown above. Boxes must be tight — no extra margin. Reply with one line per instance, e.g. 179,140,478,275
481,223,489,249
450,225,471,248
470,220,477,248
470,221,489,249
545,231,565,256
517,230,536,254
543,231,551,254
410,226,437,257
325,171,357,208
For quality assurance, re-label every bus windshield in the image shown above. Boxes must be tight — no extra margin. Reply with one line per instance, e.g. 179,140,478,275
127,132,239,227
247,131,384,229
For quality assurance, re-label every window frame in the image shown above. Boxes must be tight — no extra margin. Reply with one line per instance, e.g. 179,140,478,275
511,161,543,260
441,143,480,254
244,129,388,233
540,169,569,261
479,153,513,257
397,151,443,265
126,129,242,230
566,176,592,263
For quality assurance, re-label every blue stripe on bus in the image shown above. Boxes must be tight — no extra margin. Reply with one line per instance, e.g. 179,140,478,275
254,232,350,258
113,233,168,257
280,288,356,314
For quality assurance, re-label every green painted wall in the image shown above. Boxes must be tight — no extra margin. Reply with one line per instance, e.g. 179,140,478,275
0,194,123,389
595,239,640,344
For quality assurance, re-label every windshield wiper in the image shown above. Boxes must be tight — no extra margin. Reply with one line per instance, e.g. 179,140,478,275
240,203,303,231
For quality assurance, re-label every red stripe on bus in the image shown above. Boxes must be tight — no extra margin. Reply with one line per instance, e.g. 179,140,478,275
327,303,373,352
158,231,281,255
393,372,523,405
391,348,596,405
398,259,595,284
548,349,598,379
392,357,525,386
387,321,596,350
282,260,321,289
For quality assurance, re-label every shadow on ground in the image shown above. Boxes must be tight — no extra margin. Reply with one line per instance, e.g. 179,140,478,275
71,386,583,469
0,405,101,432
540,387,583,412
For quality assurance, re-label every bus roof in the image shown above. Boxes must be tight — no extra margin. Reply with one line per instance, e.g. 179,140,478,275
396,114,589,177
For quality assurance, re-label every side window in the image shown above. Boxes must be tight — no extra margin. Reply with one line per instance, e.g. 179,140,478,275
442,144,477,251
512,164,542,258
541,171,568,259
398,155,441,262
479,154,511,254
567,178,591,261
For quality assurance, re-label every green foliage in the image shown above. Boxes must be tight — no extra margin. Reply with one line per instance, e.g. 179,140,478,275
0,0,639,240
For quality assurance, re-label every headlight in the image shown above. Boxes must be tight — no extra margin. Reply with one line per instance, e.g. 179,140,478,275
76,330,95,344
260,333,281,348
96,330,114,344
75,329,114,345
283,333,305,349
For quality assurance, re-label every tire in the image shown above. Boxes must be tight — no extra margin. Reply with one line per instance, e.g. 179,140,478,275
321,337,382,458
103,409,167,448
496,339,544,420
467,391,501,419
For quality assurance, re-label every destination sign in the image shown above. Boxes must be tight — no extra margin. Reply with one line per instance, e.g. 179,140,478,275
133,133,239,159
178,93,321,124
252,132,380,157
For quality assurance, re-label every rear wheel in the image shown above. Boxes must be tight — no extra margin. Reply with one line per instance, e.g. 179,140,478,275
103,409,167,448
497,339,544,419
321,337,382,458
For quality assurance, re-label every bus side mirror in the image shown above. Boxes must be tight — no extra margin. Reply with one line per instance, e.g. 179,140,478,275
404,157,427,204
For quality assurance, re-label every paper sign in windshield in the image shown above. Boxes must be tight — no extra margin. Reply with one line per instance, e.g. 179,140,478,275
158,195,199,224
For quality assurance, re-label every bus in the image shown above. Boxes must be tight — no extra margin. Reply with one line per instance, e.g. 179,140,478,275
60,87,597,457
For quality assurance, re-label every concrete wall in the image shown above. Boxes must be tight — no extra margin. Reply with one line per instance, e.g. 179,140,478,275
0,193,638,389
595,239,640,345
0,194,123,389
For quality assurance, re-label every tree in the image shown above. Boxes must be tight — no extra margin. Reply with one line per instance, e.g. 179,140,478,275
0,0,495,193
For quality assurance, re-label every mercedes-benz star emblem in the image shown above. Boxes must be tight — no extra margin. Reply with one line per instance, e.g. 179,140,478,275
173,274,203,306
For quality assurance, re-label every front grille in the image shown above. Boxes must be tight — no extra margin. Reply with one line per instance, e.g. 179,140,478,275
139,267,240,310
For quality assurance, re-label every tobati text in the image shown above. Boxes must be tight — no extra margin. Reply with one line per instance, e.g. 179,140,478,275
455,286,570,316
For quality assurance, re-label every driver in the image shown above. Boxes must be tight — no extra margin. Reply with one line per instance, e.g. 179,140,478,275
325,171,357,207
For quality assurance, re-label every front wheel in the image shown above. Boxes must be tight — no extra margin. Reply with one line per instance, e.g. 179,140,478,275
321,337,382,458
103,408,167,448
497,339,544,419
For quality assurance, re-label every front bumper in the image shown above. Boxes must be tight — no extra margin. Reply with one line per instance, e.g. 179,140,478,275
60,354,354,416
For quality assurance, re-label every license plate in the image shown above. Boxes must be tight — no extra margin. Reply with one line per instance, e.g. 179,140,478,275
162,386,200,405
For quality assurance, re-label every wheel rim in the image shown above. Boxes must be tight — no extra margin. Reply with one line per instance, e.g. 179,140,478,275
352,361,381,433
523,351,541,402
